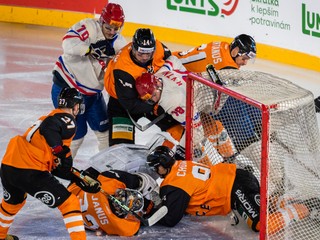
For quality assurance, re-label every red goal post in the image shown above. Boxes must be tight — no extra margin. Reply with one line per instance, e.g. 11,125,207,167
185,70,320,240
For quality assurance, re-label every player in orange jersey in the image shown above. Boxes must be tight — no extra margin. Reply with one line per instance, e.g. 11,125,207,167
68,167,159,236
174,34,260,152
146,146,320,235
0,88,90,240
173,34,256,71
104,28,178,146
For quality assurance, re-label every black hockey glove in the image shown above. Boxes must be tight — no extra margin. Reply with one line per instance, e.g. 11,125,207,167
52,145,73,180
52,145,73,171
89,40,115,59
72,168,101,193
314,96,320,113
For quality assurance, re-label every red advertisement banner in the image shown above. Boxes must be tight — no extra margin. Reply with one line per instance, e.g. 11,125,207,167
0,0,108,13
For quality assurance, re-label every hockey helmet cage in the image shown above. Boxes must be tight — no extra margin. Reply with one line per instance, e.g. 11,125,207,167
136,73,158,101
112,188,144,217
147,146,176,171
230,34,256,59
100,3,125,28
58,87,84,113
132,28,156,54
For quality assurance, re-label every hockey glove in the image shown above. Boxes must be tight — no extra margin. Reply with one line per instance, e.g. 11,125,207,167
134,172,162,207
52,145,73,180
88,40,115,59
314,96,320,113
52,145,73,171
73,168,101,193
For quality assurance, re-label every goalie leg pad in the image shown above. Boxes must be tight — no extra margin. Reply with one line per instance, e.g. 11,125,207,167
200,113,234,158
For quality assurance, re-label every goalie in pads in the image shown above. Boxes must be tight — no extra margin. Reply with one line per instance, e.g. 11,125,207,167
68,167,160,236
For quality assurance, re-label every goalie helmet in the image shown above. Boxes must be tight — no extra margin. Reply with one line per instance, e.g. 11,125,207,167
147,146,176,172
230,34,256,59
58,87,84,113
100,3,125,28
112,188,144,218
136,73,158,101
132,28,156,53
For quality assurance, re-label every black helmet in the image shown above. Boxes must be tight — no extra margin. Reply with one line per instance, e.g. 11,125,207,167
132,28,156,53
58,87,84,110
230,34,256,59
147,146,175,172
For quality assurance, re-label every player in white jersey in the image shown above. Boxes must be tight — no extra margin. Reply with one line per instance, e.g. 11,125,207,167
135,57,235,161
51,3,127,157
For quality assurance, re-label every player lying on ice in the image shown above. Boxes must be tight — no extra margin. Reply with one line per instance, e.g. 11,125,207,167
68,167,166,237
146,145,320,235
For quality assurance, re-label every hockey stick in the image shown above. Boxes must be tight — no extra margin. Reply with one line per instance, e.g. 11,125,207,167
127,110,166,132
71,167,168,226
270,132,320,180
206,64,223,85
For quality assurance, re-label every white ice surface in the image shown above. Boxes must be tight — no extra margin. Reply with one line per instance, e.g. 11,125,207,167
0,22,319,240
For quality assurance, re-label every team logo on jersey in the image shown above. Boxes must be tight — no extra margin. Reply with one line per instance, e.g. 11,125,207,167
147,66,154,73
254,194,260,206
35,191,55,207
3,188,11,201
167,0,239,17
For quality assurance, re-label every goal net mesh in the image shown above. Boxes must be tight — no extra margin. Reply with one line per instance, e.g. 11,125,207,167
186,69,320,239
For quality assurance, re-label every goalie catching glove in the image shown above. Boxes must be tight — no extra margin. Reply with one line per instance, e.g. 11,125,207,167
86,40,115,59
72,167,102,193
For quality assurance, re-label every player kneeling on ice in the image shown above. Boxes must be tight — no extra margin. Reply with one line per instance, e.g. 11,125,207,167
68,167,165,237
146,146,320,234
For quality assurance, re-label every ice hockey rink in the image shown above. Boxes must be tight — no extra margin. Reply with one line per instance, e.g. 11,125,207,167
0,22,319,239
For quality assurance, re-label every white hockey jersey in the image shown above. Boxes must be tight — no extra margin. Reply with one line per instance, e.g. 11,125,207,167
53,18,127,95
155,70,188,125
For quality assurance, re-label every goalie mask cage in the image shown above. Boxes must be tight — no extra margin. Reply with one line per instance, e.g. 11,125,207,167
185,70,320,240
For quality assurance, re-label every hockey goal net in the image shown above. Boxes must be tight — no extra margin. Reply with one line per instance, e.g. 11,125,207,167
185,69,320,240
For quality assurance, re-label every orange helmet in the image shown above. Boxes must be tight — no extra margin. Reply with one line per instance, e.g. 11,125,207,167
100,3,125,28
136,73,158,101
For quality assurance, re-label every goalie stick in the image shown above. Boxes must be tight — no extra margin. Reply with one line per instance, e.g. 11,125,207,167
127,110,166,132
71,167,168,226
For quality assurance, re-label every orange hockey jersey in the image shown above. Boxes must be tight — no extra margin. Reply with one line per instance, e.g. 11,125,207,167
161,161,237,216
2,109,75,172
104,40,168,99
173,41,239,72
68,174,141,236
